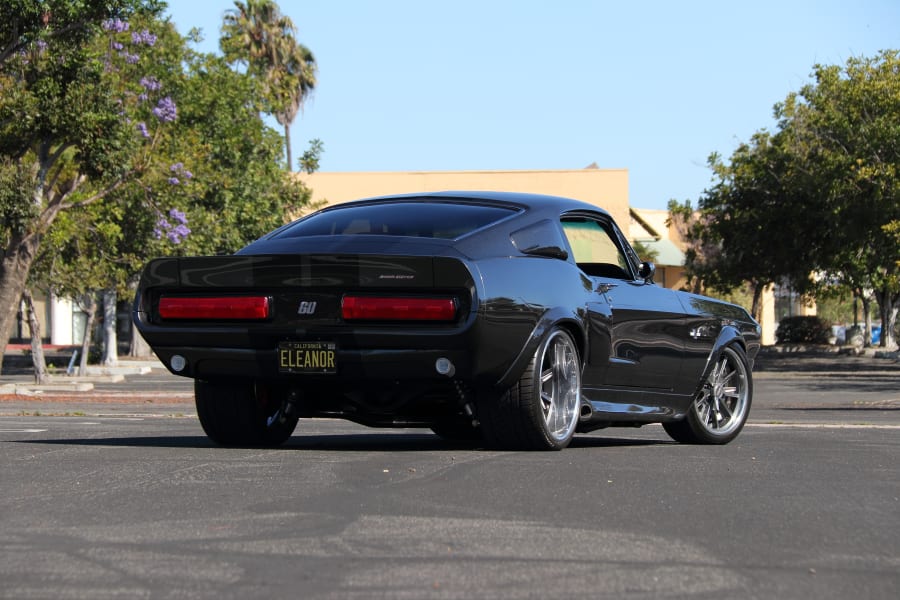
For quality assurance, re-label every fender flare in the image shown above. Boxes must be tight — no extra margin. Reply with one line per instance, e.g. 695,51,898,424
494,306,587,391
691,326,748,398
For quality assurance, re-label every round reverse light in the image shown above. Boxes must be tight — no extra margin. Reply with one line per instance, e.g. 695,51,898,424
435,357,455,377
170,355,187,372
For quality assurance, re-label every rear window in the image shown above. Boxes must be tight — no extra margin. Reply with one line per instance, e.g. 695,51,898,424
273,200,517,240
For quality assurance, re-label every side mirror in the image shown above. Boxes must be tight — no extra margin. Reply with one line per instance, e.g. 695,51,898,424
638,261,656,282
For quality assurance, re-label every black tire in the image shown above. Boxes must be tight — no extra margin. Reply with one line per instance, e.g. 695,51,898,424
663,345,752,445
195,380,298,447
479,327,582,450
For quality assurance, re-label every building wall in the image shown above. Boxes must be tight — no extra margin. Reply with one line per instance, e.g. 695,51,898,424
296,169,632,238
10,292,76,346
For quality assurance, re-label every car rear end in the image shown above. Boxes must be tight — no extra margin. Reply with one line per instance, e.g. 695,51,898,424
133,196,525,426
134,252,479,385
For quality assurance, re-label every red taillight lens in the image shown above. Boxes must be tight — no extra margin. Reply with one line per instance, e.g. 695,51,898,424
158,296,270,320
341,296,457,321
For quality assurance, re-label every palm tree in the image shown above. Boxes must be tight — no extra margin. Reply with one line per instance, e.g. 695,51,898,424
270,40,316,170
220,0,317,170
220,0,288,69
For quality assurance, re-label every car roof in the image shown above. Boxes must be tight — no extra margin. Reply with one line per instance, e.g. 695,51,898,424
320,190,613,219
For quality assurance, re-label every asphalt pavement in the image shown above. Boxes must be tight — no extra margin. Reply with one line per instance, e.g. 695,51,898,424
2,348,898,599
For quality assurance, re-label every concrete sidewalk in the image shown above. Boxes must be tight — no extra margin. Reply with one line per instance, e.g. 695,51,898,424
0,358,163,395
0,355,193,415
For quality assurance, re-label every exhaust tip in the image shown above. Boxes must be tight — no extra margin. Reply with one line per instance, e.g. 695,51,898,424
579,402,593,420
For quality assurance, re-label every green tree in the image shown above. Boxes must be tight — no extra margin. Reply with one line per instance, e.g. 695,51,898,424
3,3,315,371
681,51,899,347
271,39,316,171
33,200,124,373
0,0,160,371
778,50,900,349
683,130,820,321
298,137,324,174
667,198,719,295
220,0,317,170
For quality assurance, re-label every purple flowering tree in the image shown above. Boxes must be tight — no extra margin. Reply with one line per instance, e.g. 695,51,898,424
0,5,195,370
154,207,192,244
0,1,169,370
1,3,314,369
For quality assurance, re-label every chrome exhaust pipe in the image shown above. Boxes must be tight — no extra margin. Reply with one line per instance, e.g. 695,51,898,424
579,400,593,421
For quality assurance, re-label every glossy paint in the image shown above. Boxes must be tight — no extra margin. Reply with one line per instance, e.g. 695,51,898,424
134,191,760,430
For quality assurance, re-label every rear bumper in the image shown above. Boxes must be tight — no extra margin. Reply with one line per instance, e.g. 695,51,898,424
152,346,475,384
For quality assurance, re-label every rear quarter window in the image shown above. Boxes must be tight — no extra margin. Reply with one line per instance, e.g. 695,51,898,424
273,201,517,240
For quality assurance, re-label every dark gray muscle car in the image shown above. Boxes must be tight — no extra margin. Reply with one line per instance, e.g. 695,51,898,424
133,191,761,450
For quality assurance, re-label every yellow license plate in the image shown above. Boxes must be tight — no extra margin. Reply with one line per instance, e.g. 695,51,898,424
277,341,337,374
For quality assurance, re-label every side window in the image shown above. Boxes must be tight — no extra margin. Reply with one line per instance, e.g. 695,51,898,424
561,217,632,280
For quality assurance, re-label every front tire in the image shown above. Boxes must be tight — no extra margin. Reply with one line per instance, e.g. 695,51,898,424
663,345,752,444
195,380,299,447
481,327,582,450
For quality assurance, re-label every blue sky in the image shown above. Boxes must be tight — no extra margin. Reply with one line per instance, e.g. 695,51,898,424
166,0,899,210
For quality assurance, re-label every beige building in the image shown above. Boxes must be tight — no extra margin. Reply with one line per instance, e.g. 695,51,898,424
296,167,631,234
629,207,688,290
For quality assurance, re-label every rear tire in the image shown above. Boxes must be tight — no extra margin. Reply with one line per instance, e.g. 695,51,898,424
195,380,298,447
480,327,582,450
663,345,752,445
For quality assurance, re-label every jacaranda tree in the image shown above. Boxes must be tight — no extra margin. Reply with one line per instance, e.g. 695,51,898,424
1,1,315,372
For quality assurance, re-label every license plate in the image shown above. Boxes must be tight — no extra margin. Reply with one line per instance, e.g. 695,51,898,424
277,341,337,374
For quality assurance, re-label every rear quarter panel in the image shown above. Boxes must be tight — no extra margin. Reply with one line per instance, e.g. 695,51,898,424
471,255,593,389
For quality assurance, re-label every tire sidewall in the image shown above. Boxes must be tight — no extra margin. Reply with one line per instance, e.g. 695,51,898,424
686,345,752,444
528,328,581,450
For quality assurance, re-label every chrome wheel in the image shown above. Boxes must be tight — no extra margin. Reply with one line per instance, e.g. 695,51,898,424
479,326,583,450
693,346,749,436
538,329,581,443
663,345,753,445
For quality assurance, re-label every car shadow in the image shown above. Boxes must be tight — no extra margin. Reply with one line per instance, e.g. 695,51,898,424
10,431,672,451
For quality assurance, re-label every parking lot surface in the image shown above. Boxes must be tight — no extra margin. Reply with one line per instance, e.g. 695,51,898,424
1,351,898,599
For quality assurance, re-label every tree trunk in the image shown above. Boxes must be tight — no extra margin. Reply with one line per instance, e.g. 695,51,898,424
22,289,49,384
874,287,899,351
861,295,873,347
78,294,97,376
129,322,152,358
284,122,292,171
750,281,764,323
0,232,42,376
101,289,118,366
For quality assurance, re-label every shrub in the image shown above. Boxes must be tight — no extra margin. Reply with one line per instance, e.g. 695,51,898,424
776,316,832,344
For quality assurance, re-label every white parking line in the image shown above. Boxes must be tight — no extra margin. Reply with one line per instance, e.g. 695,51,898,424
0,428,48,433
748,422,900,429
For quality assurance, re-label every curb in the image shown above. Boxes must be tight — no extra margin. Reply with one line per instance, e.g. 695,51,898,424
0,382,96,395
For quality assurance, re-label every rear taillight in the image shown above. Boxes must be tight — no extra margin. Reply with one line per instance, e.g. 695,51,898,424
341,296,457,321
158,296,270,320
